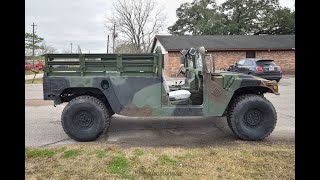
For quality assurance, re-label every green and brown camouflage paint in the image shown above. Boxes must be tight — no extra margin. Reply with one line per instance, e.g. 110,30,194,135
43,46,279,117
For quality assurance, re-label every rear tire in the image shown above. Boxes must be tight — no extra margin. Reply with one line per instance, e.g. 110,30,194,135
227,94,277,140
61,95,110,142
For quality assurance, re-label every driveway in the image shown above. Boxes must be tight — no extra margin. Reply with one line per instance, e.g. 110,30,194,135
25,76,295,147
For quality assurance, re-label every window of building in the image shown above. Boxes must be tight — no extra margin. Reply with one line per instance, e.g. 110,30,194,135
246,51,256,58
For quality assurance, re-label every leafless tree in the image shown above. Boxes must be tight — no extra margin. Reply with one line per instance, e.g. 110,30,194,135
106,0,166,53
115,43,141,53
39,42,57,55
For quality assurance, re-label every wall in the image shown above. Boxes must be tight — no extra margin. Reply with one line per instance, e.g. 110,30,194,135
256,50,295,74
164,50,295,77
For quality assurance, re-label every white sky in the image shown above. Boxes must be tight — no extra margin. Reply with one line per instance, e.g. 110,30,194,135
25,0,295,53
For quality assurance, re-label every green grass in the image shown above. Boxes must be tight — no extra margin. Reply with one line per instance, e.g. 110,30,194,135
96,150,106,158
25,70,43,75
25,148,55,158
25,78,43,84
133,149,144,157
158,155,177,166
25,143,295,180
63,149,81,158
106,156,129,175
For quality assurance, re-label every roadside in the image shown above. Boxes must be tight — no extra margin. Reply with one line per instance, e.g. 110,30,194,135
25,78,43,84
25,73,43,80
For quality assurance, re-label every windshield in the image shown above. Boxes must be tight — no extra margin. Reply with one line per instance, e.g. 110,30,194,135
256,60,277,66
195,52,202,69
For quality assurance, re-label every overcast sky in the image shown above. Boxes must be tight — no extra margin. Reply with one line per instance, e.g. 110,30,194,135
25,0,295,53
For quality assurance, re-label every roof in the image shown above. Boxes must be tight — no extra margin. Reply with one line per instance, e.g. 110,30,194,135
151,35,295,52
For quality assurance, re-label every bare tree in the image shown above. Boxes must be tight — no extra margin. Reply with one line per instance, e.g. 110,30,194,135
115,43,141,53
38,42,57,55
61,48,71,53
106,0,166,53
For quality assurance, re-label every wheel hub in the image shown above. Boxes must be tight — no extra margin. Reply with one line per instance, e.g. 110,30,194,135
244,109,263,128
75,111,94,128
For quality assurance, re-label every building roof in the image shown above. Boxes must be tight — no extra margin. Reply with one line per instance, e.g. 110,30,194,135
151,35,295,52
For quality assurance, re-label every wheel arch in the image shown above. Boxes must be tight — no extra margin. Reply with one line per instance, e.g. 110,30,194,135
57,87,115,114
224,86,273,115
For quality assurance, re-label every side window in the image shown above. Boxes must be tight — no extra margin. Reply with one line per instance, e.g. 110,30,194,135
237,59,245,66
244,60,253,66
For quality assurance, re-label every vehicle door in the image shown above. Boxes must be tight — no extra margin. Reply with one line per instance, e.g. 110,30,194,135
241,59,254,74
234,59,246,73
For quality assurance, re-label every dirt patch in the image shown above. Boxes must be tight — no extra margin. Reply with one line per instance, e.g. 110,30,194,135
25,99,53,107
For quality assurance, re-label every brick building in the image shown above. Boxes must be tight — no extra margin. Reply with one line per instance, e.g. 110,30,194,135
150,35,295,77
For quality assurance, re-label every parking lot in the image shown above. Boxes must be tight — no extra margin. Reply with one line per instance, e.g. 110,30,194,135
25,76,295,147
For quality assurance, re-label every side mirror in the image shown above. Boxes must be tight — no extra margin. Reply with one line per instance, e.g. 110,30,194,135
188,48,196,56
180,49,187,56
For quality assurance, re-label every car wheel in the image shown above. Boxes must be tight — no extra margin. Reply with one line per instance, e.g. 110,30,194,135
61,95,110,142
227,94,277,141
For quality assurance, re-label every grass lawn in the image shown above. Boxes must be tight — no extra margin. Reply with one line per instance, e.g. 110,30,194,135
25,142,295,180
25,70,44,75
25,78,43,84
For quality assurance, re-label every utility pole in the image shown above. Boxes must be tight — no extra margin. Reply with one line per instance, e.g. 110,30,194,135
31,22,37,69
112,24,116,53
70,43,73,53
107,35,109,53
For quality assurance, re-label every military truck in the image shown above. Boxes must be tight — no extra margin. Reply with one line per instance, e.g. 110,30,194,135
43,46,279,142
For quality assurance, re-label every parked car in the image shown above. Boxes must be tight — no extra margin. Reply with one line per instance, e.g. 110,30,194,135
25,63,32,70
25,62,44,71
35,62,44,71
225,58,282,82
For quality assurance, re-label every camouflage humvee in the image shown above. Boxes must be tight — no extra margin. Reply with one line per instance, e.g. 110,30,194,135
43,46,278,142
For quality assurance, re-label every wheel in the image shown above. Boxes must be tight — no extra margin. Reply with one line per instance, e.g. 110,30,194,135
61,95,110,142
227,94,277,140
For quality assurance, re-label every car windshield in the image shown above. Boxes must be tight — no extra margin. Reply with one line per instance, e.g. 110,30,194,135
256,60,277,66
195,52,202,69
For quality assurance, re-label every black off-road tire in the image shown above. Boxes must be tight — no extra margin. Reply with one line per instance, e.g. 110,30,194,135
227,94,277,141
61,95,110,142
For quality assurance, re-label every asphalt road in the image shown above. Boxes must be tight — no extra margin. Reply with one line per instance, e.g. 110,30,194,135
25,76,295,147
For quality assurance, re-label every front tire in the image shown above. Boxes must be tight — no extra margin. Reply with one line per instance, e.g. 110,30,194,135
61,95,110,142
227,94,277,140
